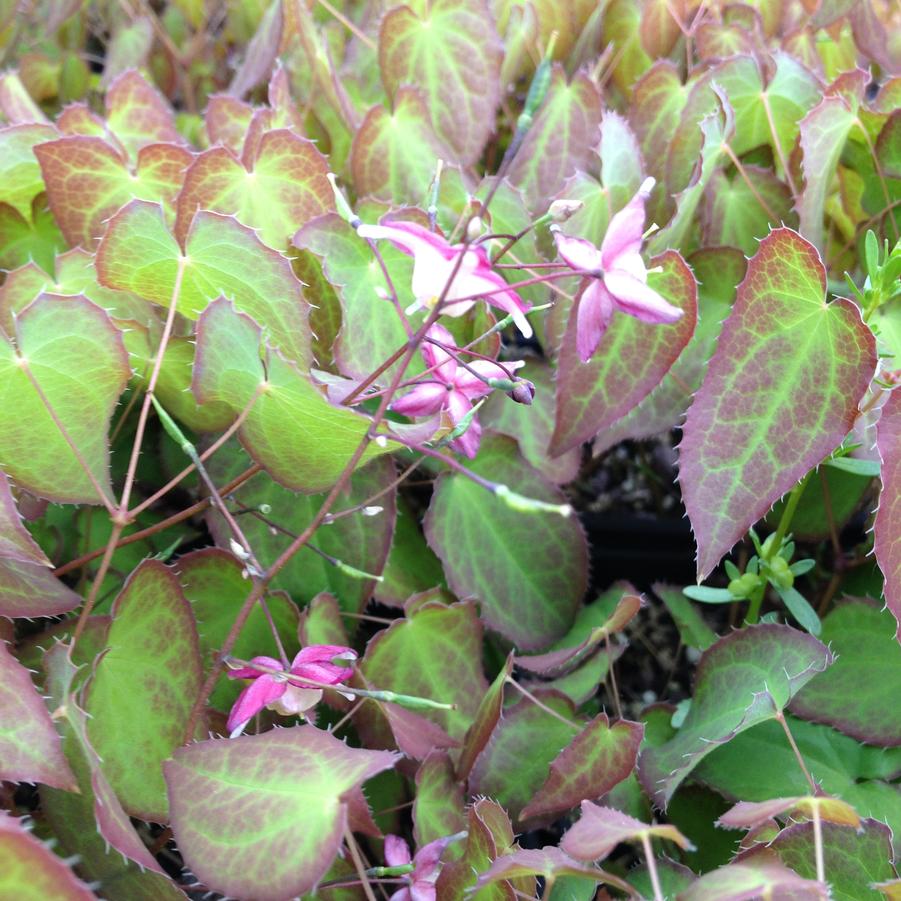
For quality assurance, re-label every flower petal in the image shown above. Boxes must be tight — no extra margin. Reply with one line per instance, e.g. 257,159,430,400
447,391,482,458
604,269,683,324
385,835,413,868
421,323,458,382
226,655,283,680
552,229,603,273
413,836,455,875
410,883,437,901
357,221,457,262
600,176,655,271
225,675,286,737
392,383,450,418
576,279,616,362
270,685,322,716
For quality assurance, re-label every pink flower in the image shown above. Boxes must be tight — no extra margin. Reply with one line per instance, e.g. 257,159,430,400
392,324,523,458
384,834,454,901
357,220,533,337
552,176,683,362
225,644,357,737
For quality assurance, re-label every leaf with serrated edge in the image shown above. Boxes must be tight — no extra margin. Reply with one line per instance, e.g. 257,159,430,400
85,559,202,820
193,298,397,493
379,0,501,165
105,69,180,157
0,294,129,504
508,66,602,210
458,652,513,780
0,641,75,789
36,137,191,247
717,796,861,830
175,129,331,250
679,228,877,578
0,812,96,901
551,252,697,455
426,435,587,649
414,752,466,847
876,388,901,642
639,623,832,808
561,801,691,862
0,124,57,221
679,856,828,900
96,200,313,369
521,716,643,821
165,728,398,901
790,597,901,745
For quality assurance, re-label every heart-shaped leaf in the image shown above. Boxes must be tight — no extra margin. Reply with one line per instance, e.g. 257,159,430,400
85,559,203,820
639,623,833,807
426,435,587,650
679,228,877,578
0,294,129,505
551,251,697,455
0,123,57,220
95,199,313,369
165,727,398,901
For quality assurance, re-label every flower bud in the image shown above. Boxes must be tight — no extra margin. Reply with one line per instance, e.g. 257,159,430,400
507,379,536,405
548,199,584,223
466,216,485,242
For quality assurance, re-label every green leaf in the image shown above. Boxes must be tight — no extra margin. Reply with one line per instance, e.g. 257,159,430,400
36,137,191,247
0,812,96,901
379,0,501,166
0,196,65,273
790,598,901,745
413,752,466,848
0,294,129,505
95,199,313,370
0,640,75,789
639,624,832,807
825,456,881,477
358,601,487,743
520,715,644,821
175,548,299,712
103,70,180,158
457,653,513,781
654,583,719,649
875,386,901,641
764,818,895,901
776,584,822,634
551,252,698,455
192,298,397,493
85,559,203,820
508,66,602,210
682,586,736,604
680,858,828,900
469,691,582,821
175,129,332,250
0,123,56,220
294,213,416,381
165,727,398,900
351,87,451,204
679,228,877,578
205,444,396,613
425,435,588,650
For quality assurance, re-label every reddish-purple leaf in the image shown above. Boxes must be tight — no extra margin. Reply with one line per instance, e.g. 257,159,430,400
0,640,75,789
717,796,861,830
551,251,697,455
520,715,643,821
679,228,877,578
204,94,255,153
0,812,96,900
104,69,180,157
380,702,459,761
876,388,901,641
457,652,513,781
165,728,398,901
229,0,283,99
561,801,692,862
680,855,829,900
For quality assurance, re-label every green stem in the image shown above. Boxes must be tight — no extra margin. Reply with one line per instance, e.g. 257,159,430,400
745,583,766,625
771,472,811,557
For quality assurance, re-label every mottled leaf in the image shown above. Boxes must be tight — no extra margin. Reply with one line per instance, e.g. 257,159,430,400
717,796,861,830
85,559,203,820
96,200,313,369
175,129,332,250
104,69,180,157
413,752,466,847
0,123,57,220
0,640,75,789
679,228,877,578
508,66,602,210
790,597,901,745
457,652,513,780
379,0,501,165
165,728,398,901
876,388,901,641
425,435,587,649
639,624,833,807
551,251,697,455
680,857,828,900
192,298,397,493
0,294,129,504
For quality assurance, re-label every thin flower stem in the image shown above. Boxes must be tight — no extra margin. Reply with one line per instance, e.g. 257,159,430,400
607,642,624,720
324,457,423,523
117,259,186,518
69,522,123,647
329,698,367,735
343,826,379,901
723,143,780,221
761,91,800,201
812,805,825,884
129,385,263,519
109,381,145,444
366,237,413,337
506,677,582,730
315,0,377,51
640,832,665,901
818,468,842,559
771,472,811,556
775,709,818,795
53,465,261,578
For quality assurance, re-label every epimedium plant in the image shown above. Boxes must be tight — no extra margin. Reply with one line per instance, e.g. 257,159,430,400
0,0,899,899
